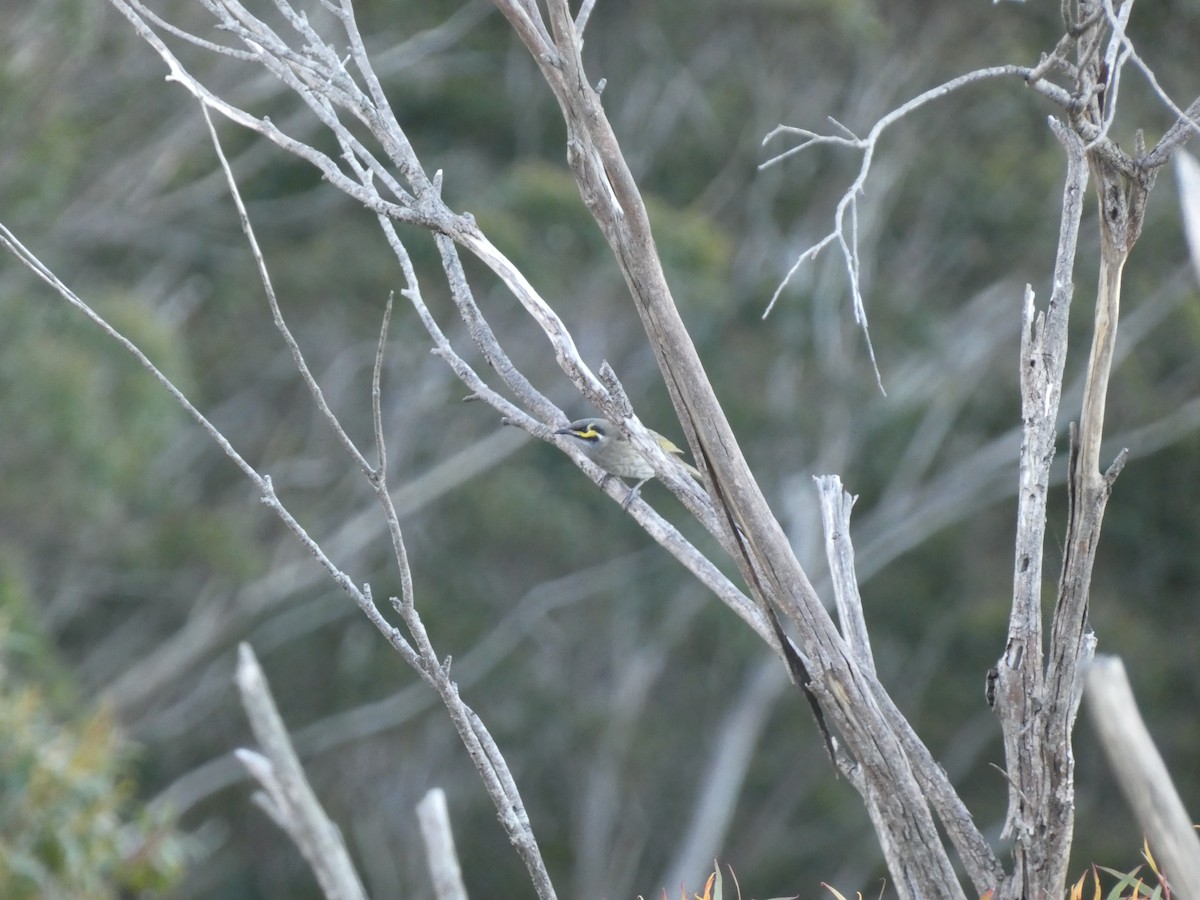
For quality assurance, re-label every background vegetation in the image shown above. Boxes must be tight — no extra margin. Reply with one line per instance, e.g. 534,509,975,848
1,0,1198,897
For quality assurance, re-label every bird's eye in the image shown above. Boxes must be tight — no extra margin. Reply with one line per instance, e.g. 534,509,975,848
579,426,601,440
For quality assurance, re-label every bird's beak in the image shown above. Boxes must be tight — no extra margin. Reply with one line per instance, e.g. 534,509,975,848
553,426,573,436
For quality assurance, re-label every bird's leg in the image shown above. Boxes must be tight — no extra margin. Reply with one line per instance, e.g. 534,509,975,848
621,476,652,510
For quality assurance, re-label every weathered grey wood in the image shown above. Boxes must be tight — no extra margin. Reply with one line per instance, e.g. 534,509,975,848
1086,656,1200,897
815,476,875,678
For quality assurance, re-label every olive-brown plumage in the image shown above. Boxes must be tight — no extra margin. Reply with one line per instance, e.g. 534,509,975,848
554,417,700,505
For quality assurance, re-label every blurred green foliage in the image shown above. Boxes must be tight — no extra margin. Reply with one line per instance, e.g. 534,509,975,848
0,618,185,898
2,0,1199,897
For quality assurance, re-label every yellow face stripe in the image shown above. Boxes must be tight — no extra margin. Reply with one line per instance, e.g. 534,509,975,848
575,425,601,441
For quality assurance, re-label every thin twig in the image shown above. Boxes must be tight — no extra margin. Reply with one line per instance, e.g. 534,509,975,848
0,221,419,668
372,294,394,477
759,64,1069,391
201,104,376,479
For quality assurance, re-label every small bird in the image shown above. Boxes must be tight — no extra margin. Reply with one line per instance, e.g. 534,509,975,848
554,417,700,507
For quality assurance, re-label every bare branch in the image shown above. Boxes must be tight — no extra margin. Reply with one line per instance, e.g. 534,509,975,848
389,591,558,899
495,2,976,895
1092,0,1200,165
1085,656,1200,897
45,2,1195,897
1179,152,1200,286
202,104,376,479
1145,95,1200,168
574,0,597,37
371,294,394,477
1079,0,1133,152
417,788,470,900
759,64,1074,391
235,643,369,900
1,221,417,667
813,476,874,677
991,114,1087,898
